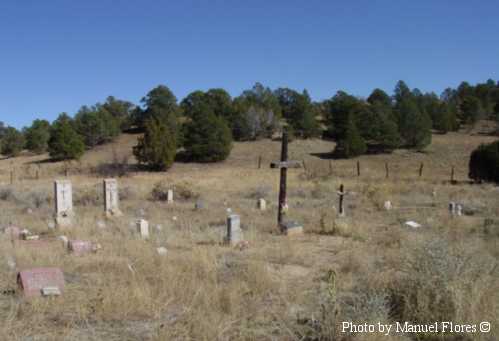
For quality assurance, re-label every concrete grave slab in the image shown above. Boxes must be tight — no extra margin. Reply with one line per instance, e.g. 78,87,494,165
68,240,94,256
281,221,303,236
226,214,243,245
104,179,122,217
3,226,22,240
137,219,149,239
54,180,74,227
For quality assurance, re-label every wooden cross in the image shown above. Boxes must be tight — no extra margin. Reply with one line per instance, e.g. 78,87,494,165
270,130,302,228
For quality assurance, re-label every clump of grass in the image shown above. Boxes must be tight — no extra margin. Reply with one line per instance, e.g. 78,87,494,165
151,181,200,202
74,185,102,206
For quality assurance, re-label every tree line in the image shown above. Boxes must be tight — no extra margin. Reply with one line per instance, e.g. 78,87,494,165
0,79,498,170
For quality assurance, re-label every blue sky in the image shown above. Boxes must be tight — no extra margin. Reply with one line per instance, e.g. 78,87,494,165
1,0,498,128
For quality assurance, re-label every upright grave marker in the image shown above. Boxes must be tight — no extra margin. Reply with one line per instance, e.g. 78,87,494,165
137,219,149,239
226,214,243,245
167,189,174,203
270,130,303,234
104,178,122,217
54,180,73,227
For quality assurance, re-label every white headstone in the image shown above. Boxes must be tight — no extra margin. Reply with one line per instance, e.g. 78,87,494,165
104,179,122,217
54,180,73,227
449,202,456,215
384,201,392,210
167,189,173,203
456,204,463,216
257,198,266,211
226,214,243,245
137,219,149,239
404,221,422,229
58,235,69,248
157,246,168,255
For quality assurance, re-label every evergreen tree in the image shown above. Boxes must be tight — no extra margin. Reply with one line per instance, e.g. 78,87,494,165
397,99,432,149
367,88,392,107
333,118,366,158
137,85,179,132
101,96,136,131
183,104,233,162
326,91,363,139
460,96,482,125
1,127,25,157
24,119,51,154
275,88,319,138
133,117,176,171
74,106,120,147
48,114,85,160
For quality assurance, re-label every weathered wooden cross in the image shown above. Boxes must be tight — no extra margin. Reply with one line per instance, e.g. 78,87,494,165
270,130,302,229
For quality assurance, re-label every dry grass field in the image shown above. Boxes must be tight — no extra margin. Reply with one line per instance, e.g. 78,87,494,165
0,130,498,340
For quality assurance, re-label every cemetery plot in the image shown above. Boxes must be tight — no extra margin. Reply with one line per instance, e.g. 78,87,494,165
17,267,65,298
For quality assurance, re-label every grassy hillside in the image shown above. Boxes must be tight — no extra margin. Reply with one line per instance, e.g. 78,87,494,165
0,130,498,340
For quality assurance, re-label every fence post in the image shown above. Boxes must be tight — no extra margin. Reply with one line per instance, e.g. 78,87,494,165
385,162,389,179
419,162,424,178
357,161,360,177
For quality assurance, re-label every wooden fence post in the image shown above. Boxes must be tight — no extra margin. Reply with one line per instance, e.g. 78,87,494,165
419,162,424,178
356,161,360,177
385,162,389,179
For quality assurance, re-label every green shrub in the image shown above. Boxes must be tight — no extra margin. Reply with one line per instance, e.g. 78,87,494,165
469,140,499,183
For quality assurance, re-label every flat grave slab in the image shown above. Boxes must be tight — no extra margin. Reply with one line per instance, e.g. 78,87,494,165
68,240,94,256
3,226,22,240
17,267,65,298
281,221,304,236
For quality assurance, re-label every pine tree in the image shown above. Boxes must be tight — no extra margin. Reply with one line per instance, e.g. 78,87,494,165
397,99,432,149
1,127,25,157
48,114,85,160
25,119,51,154
133,117,176,171
183,105,233,162
333,118,366,158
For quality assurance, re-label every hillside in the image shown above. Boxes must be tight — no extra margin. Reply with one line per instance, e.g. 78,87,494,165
0,130,498,340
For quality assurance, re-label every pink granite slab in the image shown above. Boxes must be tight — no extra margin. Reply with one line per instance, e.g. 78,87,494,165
17,267,65,298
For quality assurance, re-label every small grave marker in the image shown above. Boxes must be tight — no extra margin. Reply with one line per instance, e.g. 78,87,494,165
54,180,74,227
68,240,94,256
157,246,168,255
41,286,61,297
384,201,392,210
167,189,174,203
104,179,122,217
226,214,243,245
195,200,205,210
137,219,149,239
257,198,266,211
4,226,21,240
404,221,422,229
282,221,303,236
17,267,65,298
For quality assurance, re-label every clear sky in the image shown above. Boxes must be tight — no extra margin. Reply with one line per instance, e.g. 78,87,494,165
1,0,498,128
